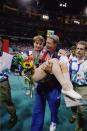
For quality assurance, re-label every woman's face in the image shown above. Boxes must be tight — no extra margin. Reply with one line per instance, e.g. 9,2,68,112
34,40,44,51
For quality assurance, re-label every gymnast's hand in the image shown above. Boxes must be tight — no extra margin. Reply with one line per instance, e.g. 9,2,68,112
41,61,53,74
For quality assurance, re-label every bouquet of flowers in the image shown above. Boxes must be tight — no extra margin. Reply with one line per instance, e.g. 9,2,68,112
12,54,35,97
22,55,36,97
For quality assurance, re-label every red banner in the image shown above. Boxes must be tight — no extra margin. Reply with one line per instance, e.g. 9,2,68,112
2,39,9,53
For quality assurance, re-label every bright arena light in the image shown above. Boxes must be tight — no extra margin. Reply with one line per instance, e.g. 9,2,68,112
19,0,32,6
21,0,32,2
59,3,67,7
42,15,49,20
74,20,80,24
84,7,87,15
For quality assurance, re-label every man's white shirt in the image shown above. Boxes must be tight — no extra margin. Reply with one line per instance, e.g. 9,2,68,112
0,52,13,73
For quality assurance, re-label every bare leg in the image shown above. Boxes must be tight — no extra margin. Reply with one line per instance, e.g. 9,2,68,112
59,62,73,90
32,63,47,81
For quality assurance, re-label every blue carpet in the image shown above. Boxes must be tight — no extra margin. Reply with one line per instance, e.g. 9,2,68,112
0,73,76,131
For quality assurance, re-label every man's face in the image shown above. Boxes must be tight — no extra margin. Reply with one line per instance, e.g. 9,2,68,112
85,51,87,57
34,40,44,51
76,44,85,59
71,49,76,56
46,38,57,53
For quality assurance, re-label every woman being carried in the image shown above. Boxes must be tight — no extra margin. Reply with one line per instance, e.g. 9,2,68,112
29,58,82,100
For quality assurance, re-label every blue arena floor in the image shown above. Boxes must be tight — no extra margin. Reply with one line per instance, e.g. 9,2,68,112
0,73,76,131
